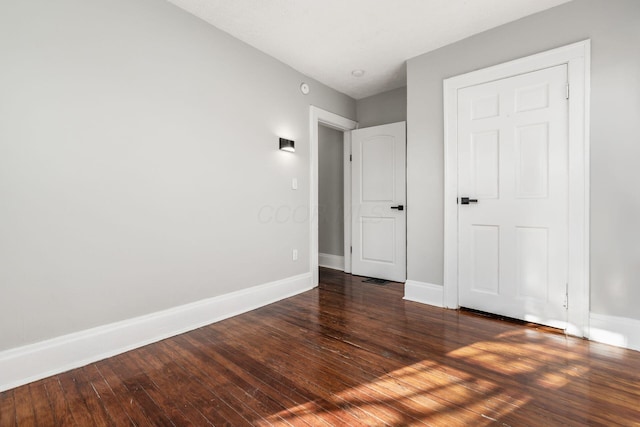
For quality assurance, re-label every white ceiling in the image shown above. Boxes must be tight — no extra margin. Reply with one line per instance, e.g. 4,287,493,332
166,0,572,99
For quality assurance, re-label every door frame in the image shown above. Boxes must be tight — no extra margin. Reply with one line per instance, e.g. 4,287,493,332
443,40,591,337
310,106,358,286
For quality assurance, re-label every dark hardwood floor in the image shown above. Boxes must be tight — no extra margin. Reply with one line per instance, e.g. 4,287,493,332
2,268,640,426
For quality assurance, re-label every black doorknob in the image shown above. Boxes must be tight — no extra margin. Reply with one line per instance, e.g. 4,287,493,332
391,205,404,211
460,197,478,205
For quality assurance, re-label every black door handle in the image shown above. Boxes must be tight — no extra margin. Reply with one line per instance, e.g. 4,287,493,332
460,197,478,205
391,205,404,211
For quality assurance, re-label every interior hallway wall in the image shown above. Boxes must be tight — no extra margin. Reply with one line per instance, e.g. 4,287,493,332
318,125,344,257
356,87,407,128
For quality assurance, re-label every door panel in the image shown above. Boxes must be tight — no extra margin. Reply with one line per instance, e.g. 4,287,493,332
471,131,500,199
470,225,500,294
515,227,549,301
457,65,568,328
361,217,396,263
351,122,406,282
516,123,549,198
361,137,396,201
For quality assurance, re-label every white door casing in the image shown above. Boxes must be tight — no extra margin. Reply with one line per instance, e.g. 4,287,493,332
444,40,590,337
310,106,358,286
351,122,407,282
457,65,569,329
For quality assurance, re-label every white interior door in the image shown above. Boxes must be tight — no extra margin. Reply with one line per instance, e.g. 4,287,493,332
457,65,569,328
351,122,406,282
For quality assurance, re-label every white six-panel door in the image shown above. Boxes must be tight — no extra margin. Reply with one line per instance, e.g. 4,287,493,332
457,65,569,328
351,122,406,282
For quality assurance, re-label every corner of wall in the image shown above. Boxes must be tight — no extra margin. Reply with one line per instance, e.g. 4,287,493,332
589,312,640,352
404,280,444,308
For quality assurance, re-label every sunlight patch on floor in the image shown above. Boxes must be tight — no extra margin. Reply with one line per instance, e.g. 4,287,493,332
261,357,539,425
259,327,597,425
446,330,589,393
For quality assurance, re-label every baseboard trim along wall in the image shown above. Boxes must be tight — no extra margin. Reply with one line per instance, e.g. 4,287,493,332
404,280,444,308
319,253,345,271
589,312,640,352
404,285,640,353
0,273,313,392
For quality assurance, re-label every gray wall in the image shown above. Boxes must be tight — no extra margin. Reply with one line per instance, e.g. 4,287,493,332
0,0,355,351
356,87,407,128
407,0,640,319
318,125,344,256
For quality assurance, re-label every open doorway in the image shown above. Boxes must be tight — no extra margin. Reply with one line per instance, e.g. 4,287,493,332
309,106,357,286
318,124,345,271
309,106,406,286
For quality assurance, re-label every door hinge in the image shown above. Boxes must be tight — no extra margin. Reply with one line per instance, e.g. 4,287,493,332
563,283,569,309
565,84,570,100
350,154,352,162
350,246,353,253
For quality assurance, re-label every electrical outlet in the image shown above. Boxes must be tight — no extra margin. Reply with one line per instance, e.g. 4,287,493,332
292,177,298,190
292,249,298,261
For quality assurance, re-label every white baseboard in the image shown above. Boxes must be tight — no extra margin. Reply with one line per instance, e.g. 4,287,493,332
319,253,345,271
404,280,444,308
0,273,313,392
589,312,640,352
403,283,640,353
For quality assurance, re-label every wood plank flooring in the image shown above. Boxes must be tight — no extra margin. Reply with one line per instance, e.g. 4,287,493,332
2,268,640,426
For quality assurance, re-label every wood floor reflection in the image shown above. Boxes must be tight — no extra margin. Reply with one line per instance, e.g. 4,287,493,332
2,267,640,426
